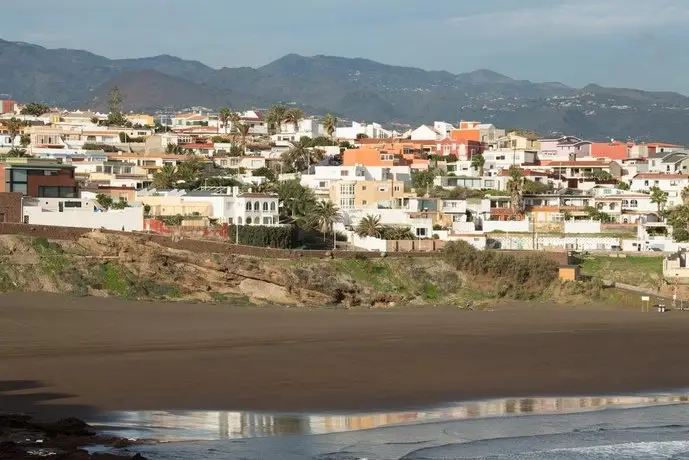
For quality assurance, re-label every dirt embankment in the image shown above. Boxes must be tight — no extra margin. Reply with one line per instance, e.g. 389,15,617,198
0,233,467,307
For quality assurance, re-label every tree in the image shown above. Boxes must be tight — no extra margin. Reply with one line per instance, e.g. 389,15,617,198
311,200,341,239
323,114,337,141
6,148,27,157
471,153,485,176
218,107,232,134
278,180,316,225
356,214,383,238
617,181,630,191
95,193,114,209
506,167,525,215
175,156,205,185
650,186,668,213
106,86,126,126
252,166,276,182
681,185,689,205
667,205,689,242
284,108,304,132
91,116,100,125
234,122,252,153
356,133,369,140
584,206,613,223
4,117,24,146
152,164,178,189
21,103,50,117
281,140,324,173
266,105,288,135
19,134,31,148
522,179,551,194
411,169,437,197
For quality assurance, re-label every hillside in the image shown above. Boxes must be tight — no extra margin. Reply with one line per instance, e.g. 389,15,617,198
1,38,689,142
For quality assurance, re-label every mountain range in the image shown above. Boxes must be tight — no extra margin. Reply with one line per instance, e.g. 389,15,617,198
2,38,689,144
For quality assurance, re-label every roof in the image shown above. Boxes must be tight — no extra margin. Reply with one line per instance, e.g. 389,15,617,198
239,193,278,198
660,152,689,164
548,161,611,167
180,143,214,148
633,173,688,180
497,169,549,177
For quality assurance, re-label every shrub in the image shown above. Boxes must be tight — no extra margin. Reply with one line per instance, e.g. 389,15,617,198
229,224,298,248
443,240,558,299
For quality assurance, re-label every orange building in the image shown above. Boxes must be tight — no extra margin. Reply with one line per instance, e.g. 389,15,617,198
450,121,481,142
590,141,630,160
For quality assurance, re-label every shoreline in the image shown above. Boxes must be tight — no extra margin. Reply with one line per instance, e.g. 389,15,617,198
3,292,689,420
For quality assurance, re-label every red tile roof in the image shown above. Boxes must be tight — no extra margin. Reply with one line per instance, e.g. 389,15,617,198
633,173,688,180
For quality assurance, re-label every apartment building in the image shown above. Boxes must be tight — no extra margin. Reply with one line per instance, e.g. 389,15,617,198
0,159,78,197
329,179,410,211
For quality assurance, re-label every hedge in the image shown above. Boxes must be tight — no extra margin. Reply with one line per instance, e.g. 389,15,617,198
228,224,297,248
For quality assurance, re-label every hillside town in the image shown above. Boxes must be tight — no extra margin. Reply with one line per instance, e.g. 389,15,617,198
1,93,688,262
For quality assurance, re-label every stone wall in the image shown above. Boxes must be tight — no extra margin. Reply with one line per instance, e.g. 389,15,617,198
0,192,23,223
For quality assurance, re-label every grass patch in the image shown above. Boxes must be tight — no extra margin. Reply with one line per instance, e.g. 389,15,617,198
94,262,136,298
580,255,663,288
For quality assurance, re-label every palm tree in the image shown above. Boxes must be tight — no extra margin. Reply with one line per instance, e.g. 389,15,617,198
471,153,485,176
506,167,525,216
681,185,689,205
284,108,304,133
323,114,337,142
152,164,178,189
281,141,324,173
4,117,24,147
650,186,668,213
234,122,252,154
311,200,341,239
229,111,241,133
218,108,232,134
266,105,288,135
356,214,383,238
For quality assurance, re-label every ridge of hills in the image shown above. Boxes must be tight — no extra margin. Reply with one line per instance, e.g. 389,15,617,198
1,38,689,143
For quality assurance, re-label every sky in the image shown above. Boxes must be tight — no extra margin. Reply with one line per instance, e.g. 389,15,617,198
4,0,689,94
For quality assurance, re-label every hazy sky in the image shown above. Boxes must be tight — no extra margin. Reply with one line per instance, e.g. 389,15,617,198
4,0,689,94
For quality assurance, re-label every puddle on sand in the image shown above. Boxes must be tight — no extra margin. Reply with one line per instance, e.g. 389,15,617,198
90,393,689,442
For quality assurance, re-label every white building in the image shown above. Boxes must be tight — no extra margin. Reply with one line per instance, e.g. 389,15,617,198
180,187,281,225
410,125,442,141
630,173,689,208
22,197,144,231
335,121,393,140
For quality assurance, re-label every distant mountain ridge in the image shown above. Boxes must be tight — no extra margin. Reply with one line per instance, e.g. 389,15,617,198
1,38,689,143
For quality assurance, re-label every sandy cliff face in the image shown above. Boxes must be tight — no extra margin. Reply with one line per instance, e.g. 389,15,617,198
0,233,442,307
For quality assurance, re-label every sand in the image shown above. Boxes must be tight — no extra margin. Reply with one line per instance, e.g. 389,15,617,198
2,292,689,420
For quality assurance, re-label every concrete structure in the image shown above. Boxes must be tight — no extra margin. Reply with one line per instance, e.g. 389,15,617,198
538,136,591,161
22,197,144,231
180,187,281,225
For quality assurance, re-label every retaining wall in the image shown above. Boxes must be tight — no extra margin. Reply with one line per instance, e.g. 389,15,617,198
0,223,569,264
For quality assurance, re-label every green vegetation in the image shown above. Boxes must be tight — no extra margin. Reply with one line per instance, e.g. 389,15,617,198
229,224,298,248
21,102,50,116
580,255,663,289
443,241,558,299
83,143,120,152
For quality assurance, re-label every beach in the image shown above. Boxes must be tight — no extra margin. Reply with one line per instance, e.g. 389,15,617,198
2,292,689,420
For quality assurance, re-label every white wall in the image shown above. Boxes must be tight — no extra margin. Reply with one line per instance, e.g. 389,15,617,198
24,207,143,231
346,231,388,251
564,220,602,234
483,219,531,233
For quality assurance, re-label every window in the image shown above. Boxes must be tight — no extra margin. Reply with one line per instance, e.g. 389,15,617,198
246,217,252,225
253,201,260,211
339,198,354,209
394,186,400,192
362,200,367,205
341,170,349,177
245,202,252,211
630,200,638,208
263,217,272,225
340,184,354,195
11,183,27,195
64,201,82,208
262,202,269,211
361,186,367,191
237,217,242,225
270,202,276,211
644,180,649,186
416,228,427,237
380,154,394,161
318,181,327,188
377,186,387,192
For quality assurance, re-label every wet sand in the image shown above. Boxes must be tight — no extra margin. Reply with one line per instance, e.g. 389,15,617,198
2,293,689,419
